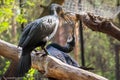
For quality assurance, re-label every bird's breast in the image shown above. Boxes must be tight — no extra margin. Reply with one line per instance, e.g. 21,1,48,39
41,16,58,26
41,16,59,32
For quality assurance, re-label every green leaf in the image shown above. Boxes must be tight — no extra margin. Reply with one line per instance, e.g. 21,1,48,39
16,14,27,24
0,22,9,33
26,1,35,7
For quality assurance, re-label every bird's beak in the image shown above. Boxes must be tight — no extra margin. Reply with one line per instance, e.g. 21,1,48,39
54,4,72,24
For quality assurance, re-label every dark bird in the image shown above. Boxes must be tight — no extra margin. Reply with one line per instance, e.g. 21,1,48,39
46,35,80,67
46,35,94,71
46,35,80,80
16,4,67,77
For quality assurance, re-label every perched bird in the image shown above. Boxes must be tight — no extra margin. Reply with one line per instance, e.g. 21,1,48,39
46,35,80,67
16,4,67,77
46,35,80,80
46,35,93,70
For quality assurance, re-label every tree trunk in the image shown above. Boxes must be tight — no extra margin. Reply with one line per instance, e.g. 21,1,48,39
0,40,108,80
74,22,80,62
114,45,120,80
73,0,80,62
1,0,4,5
114,1,120,80
11,8,17,43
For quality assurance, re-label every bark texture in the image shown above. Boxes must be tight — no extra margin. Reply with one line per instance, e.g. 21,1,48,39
81,13,120,41
65,13,120,40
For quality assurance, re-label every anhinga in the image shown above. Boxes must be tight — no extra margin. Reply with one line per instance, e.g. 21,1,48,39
46,35,80,68
16,3,68,77
46,35,79,80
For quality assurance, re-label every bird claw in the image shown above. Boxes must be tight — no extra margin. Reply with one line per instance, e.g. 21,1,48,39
41,53,48,57
35,52,41,55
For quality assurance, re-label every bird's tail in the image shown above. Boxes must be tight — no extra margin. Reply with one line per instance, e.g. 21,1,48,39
15,53,31,77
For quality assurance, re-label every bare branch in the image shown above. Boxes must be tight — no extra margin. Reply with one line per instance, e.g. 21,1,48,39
64,13,120,41
0,40,108,80
81,13,120,41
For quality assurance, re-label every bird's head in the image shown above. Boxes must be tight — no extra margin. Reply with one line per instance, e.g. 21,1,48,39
67,35,75,47
49,4,71,23
49,3,63,15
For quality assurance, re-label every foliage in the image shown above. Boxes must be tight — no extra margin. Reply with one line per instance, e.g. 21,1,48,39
0,56,10,76
0,0,47,79
16,14,27,24
0,1,13,34
83,29,115,80
0,22,9,33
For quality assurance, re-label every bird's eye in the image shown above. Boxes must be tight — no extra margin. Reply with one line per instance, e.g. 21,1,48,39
56,7,62,13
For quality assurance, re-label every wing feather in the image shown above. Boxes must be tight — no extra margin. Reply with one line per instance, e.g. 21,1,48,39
18,23,33,47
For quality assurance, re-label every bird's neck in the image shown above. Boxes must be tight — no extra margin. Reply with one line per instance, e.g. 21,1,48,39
54,10,57,16
50,9,58,16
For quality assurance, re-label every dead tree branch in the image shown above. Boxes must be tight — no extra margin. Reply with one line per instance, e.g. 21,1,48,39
81,13,120,41
0,40,108,80
65,13,120,41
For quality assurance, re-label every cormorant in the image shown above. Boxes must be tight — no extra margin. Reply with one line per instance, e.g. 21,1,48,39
46,35,79,80
16,4,67,77
46,35,80,67
46,35,93,80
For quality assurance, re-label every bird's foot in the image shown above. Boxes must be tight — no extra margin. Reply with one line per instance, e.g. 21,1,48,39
42,47,49,55
33,49,41,55
35,52,41,56
41,46,49,57
41,53,48,57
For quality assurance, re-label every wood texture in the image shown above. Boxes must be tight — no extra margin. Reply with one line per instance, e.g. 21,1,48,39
0,40,108,80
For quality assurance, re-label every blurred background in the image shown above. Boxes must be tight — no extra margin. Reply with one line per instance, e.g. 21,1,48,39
0,0,120,80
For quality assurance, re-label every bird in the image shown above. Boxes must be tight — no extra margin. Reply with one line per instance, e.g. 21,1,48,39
16,3,67,77
46,35,94,70
46,35,80,67
46,35,80,80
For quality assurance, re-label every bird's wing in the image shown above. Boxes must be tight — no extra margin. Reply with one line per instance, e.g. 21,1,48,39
46,46,67,63
21,20,52,47
18,23,34,47
46,44,79,67
19,15,59,48
21,22,40,47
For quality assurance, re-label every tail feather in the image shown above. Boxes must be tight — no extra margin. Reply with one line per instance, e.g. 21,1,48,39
16,54,31,77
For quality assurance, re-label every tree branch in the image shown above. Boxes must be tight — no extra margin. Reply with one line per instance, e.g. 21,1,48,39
66,13,120,41
81,13,120,41
0,40,108,80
